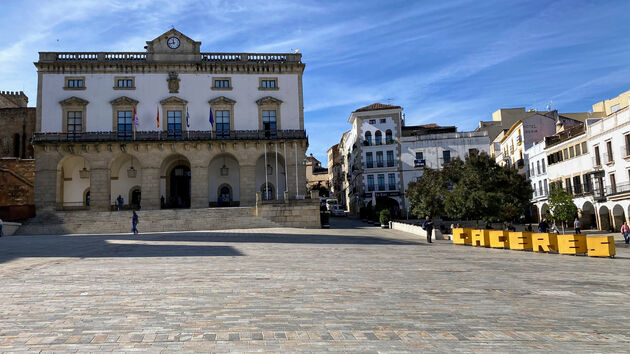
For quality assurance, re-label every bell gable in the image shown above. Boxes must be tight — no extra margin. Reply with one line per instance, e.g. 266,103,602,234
145,28,201,62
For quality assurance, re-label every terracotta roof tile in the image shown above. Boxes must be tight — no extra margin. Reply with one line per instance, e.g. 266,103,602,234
353,102,402,113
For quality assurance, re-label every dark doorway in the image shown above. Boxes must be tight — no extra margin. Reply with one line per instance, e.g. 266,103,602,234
131,189,141,209
218,186,231,207
169,165,191,208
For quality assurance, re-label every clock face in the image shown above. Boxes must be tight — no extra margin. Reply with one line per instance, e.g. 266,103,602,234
167,37,180,49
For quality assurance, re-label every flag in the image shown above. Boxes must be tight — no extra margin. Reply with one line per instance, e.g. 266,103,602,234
156,106,160,128
133,106,139,126
186,106,190,128
209,106,214,127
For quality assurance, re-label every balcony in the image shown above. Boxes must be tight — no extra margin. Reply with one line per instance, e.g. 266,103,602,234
32,130,307,143
621,146,630,159
606,182,630,197
414,159,426,168
516,159,524,169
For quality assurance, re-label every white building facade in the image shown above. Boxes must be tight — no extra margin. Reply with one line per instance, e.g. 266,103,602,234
33,29,308,211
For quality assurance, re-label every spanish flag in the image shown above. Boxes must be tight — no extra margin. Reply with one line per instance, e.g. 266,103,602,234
156,106,160,128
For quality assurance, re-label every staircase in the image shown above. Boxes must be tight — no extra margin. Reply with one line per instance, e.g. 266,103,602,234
16,207,281,235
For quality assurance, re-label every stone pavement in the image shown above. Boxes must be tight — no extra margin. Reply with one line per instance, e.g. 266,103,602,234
1,218,630,352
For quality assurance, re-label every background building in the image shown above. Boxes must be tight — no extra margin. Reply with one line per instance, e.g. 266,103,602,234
305,153,330,196
327,144,343,203
33,29,308,212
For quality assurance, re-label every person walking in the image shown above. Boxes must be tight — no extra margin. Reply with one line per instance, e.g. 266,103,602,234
550,221,560,234
573,218,581,234
131,211,139,235
538,218,548,233
423,216,434,243
621,221,630,245
117,195,124,211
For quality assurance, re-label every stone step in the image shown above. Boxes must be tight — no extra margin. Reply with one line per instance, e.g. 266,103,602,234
17,207,281,235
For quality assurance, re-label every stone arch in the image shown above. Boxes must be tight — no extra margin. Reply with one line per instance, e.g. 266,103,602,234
209,153,240,207
581,201,596,230
57,155,91,209
217,183,233,206
598,205,611,231
256,150,286,200
612,204,626,232
375,130,382,145
540,203,550,220
160,154,191,208
109,153,142,208
364,131,372,145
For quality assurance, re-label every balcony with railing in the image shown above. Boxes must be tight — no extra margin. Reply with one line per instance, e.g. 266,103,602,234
606,182,630,197
32,130,307,143
414,159,426,168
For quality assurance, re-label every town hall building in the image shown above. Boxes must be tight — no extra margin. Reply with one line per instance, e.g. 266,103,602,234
33,29,308,212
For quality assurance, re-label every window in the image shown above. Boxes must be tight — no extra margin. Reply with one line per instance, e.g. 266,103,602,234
262,110,277,137
377,174,385,191
67,111,82,137
117,110,133,141
415,152,423,160
65,77,85,90
530,163,535,177
167,110,183,139
537,161,541,175
610,173,617,194
387,151,395,167
569,146,575,158
541,159,546,173
544,180,548,194
216,110,230,137
259,78,278,90
575,143,581,155
369,119,376,124
367,175,375,191
563,149,568,160
625,134,630,156
468,148,478,156
115,77,134,89
385,129,393,144
538,181,543,196
594,146,601,166
212,78,231,89
573,176,582,194
443,150,451,164
375,131,382,145
581,142,588,154
366,152,373,168
606,140,613,163
565,178,572,195
364,131,372,146
376,151,384,167
380,118,386,123
583,174,592,193
611,104,621,113
388,173,396,190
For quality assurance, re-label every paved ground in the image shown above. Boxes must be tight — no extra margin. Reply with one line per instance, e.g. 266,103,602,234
1,218,630,352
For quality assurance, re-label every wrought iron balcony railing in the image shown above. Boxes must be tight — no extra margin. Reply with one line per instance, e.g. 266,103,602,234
32,130,307,143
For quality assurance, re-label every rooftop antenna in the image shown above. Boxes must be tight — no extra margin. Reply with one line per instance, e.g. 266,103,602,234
546,100,553,111
291,48,300,54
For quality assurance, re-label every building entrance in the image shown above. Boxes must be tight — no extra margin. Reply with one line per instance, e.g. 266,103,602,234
169,165,191,208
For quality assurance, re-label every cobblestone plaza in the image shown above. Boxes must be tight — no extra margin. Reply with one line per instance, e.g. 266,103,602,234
1,219,630,352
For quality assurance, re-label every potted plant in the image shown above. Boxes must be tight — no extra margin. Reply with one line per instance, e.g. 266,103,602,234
380,209,391,228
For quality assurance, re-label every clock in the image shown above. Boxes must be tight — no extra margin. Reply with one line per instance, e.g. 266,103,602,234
167,37,180,49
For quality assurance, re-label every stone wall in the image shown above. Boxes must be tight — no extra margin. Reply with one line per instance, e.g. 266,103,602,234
391,221,444,240
255,192,320,228
0,107,36,159
0,158,35,220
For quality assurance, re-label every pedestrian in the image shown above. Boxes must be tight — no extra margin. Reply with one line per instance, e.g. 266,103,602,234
423,216,434,243
538,218,548,233
132,211,139,235
550,221,560,234
621,221,630,245
117,195,124,211
573,218,581,234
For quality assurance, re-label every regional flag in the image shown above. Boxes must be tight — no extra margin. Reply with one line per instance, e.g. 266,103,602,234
156,106,160,128
186,106,190,128
133,107,139,126
209,106,214,127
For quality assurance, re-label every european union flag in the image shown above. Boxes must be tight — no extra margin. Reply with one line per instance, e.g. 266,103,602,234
209,106,214,127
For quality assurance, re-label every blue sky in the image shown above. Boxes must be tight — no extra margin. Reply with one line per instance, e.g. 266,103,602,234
1,0,629,165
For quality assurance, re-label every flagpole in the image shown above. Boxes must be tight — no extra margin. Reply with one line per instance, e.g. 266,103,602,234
283,142,288,197
295,142,298,198
264,143,268,200
275,143,279,200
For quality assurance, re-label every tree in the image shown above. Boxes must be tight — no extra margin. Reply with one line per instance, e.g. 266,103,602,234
406,168,446,219
548,187,577,234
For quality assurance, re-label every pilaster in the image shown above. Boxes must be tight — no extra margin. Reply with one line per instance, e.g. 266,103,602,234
240,164,256,206
141,166,160,210
89,162,110,211
191,165,209,208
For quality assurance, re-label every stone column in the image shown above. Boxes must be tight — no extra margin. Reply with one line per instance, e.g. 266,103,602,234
141,166,161,210
240,164,256,207
89,162,110,211
34,159,58,212
191,165,209,208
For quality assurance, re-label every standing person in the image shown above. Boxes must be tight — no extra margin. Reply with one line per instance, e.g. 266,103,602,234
573,218,581,234
131,211,139,235
538,218,548,233
117,195,124,211
621,221,630,245
423,216,434,243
